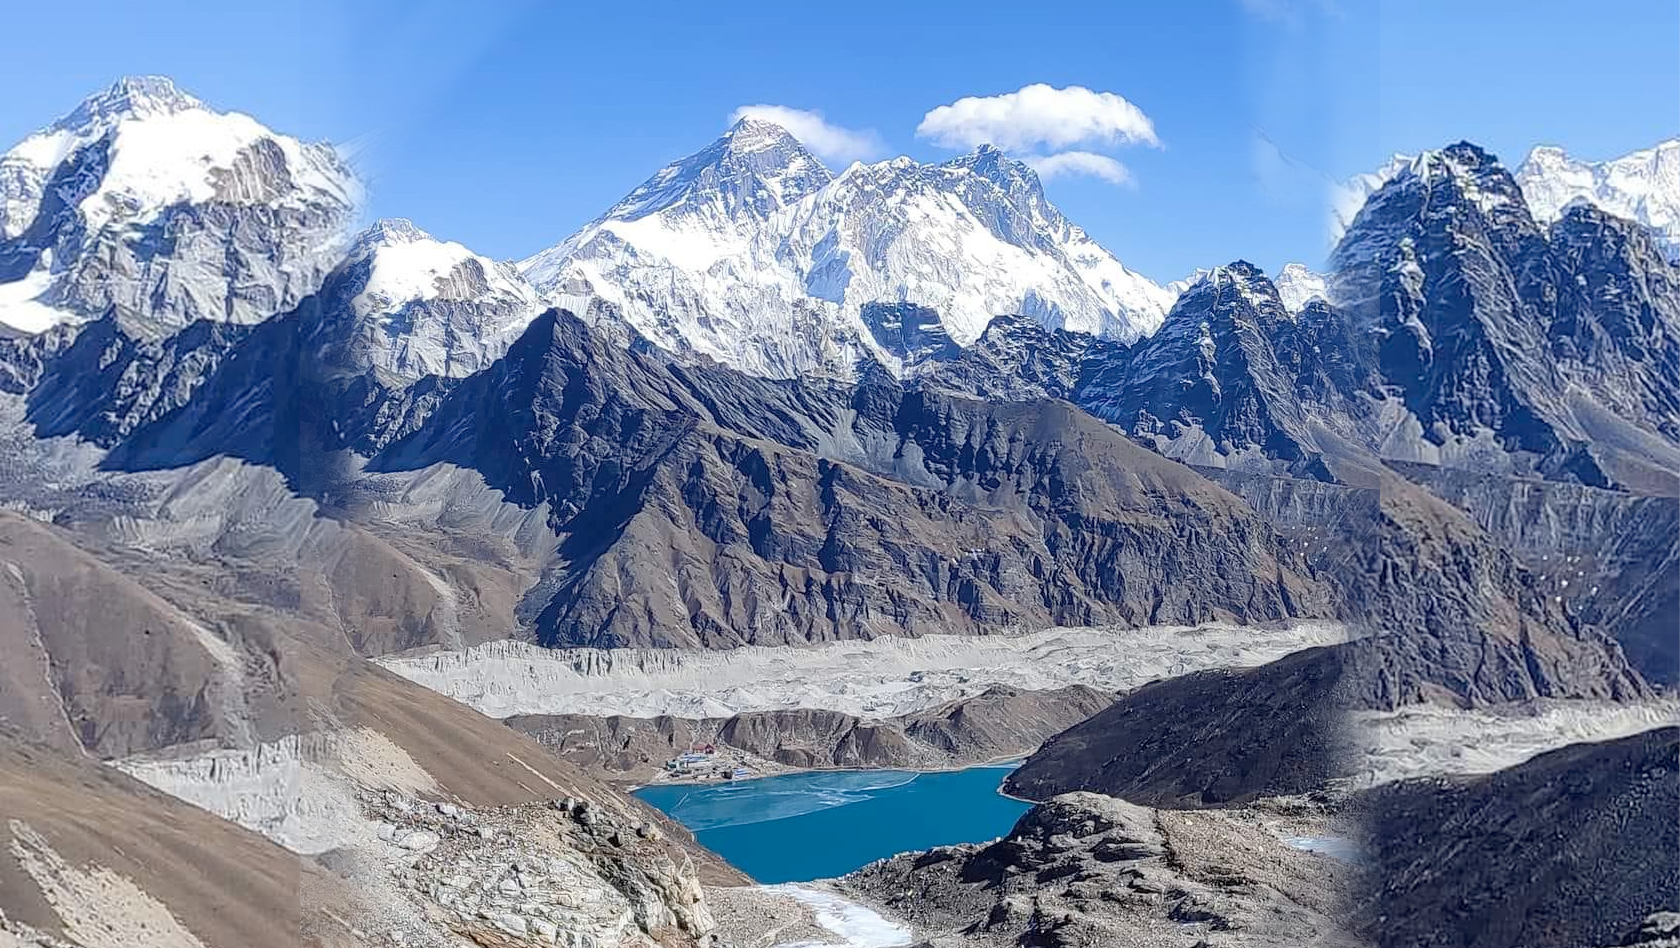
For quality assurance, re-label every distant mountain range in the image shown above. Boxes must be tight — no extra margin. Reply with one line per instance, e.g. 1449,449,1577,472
519,119,1175,377
0,76,1674,948
1333,138,1680,261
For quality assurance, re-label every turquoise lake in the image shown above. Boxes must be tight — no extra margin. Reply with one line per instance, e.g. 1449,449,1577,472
633,764,1032,883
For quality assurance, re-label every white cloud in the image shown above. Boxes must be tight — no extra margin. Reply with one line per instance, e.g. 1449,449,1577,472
916,83,1160,153
728,104,885,166
1024,151,1133,186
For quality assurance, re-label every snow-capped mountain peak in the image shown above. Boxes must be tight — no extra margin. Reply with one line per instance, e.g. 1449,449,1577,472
1515,138,1680,260
321,219,543,382
520,126,1172,378
347,218,538,318
1273,263,1328,314
50,75,204,132
1332,137,1680,262
0,76,360,335
602,117,831,225
520,118,832,290
3,75,356,241
1329,142,1539,277
942,143,1043,195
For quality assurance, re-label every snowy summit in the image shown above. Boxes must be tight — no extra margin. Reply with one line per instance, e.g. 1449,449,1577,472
521,118,1174,379
0,75,360,335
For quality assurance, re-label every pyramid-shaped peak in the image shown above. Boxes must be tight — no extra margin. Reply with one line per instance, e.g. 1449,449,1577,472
1212,260,1269,282
721,116,804,152
941,144,1045,196
355,218,433,249
54,75,205,131
1399,141,1508,183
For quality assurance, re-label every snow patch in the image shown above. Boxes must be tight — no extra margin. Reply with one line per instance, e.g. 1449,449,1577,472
1517,138,1680,259
0,259,71,333
353,230,524,314
1273,263,1328,313
768,885,912,948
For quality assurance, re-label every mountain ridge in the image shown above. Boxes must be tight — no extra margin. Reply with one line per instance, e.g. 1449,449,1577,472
519,118,1174,378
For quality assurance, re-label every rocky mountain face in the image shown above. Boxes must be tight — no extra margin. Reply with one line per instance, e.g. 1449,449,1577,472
520,119,1173,378
1333,139,1679,259
1396,462,1680,686
1332,472,1651,709
916,142,1680,495
508,684,1113,776
0,76,357,337
366,308,1331,648
0,507,744,948
1000,461,1655,808
0,75,1673,948
0,81,750,948
1330,143,1680,491
1077,263,1378,479
1352,727,1679,948
841,791,1356,948
913,143,1678,695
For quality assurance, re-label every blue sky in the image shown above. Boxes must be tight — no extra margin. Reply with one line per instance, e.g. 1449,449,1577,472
2,0,1674,281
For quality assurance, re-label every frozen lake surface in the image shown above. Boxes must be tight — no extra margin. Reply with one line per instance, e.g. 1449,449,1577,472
636,764,1030,883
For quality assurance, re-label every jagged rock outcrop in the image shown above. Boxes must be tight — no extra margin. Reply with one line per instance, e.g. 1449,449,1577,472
841,791,1356,947
1330,144,1680,491
355,790,717,948
1395,462,1680,685
1353,727,1680,948
1079,263,1376,479
920,313,1115,402
922,144,1680,497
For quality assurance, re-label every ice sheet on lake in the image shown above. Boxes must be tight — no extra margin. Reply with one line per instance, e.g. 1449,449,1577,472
650,771,921,831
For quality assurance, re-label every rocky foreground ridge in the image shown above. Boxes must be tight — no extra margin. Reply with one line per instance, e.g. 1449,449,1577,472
842,791,1355,948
